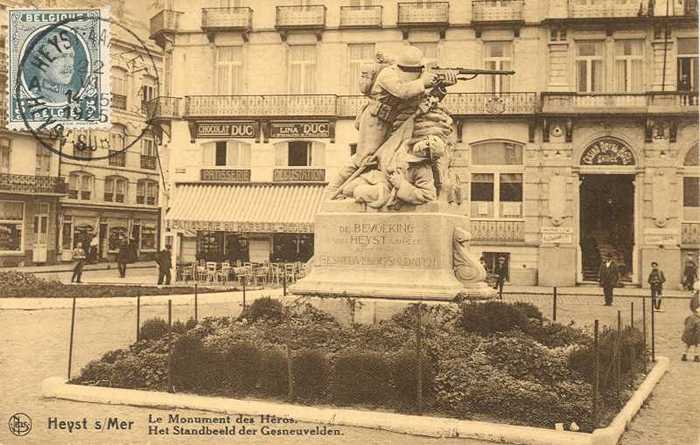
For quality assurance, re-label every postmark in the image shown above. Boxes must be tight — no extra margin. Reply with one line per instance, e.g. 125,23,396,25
7,8,111,130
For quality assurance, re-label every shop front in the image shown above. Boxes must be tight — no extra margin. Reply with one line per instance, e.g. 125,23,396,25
0,194,61,266
167,183,324,265
59,205,161,262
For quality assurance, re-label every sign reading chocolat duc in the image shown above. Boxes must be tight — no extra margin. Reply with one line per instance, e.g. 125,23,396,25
200,169,251,182
196,122,258,139
581,139,635,166
269,121,331,138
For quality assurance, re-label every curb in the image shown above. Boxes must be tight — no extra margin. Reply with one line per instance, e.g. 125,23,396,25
41,357,669,445
4,263,155,274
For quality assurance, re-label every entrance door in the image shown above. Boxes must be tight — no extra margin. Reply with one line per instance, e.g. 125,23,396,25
32,203,49,263
580,175,635,282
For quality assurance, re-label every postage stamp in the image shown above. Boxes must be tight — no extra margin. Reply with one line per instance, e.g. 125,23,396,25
6,8,111,130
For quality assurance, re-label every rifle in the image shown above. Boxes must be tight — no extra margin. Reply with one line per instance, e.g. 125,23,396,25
432,67,516,82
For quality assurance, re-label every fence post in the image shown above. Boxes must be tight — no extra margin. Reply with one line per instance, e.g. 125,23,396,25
630,301,634,329
67,297,77,381
136,291,141,342
616,310,622,408
194,283,198,323
416,302,423,415
552,286,557,322
642,294,647,373
593,319,599,429
650,291,656,363
286,344,294,401
242,276,247,313
283,273,287,297
167,299,173,393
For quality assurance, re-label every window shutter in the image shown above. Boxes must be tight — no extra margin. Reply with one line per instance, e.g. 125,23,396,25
227,142,238,166
202,143,215,166
312,142,325,167
274,143,288,166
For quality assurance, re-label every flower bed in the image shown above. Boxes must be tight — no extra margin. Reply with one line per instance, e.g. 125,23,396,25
72,298,646,432
0,271,229,298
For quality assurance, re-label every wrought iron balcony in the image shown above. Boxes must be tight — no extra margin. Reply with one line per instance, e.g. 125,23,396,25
567,0,644,18
471,219,525,242
444,92,538,115
397,2,449,26
472,0,524,22
336,96,367,118
144,96,182,121
275,5,326,29
541,92,648,114
150,9,181,47
184,95,337,118
339,5,383,28
0,174,67,195
202,7,252,32
141,155,157,170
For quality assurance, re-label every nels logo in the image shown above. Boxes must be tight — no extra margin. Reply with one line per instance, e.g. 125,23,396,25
9,413,32,436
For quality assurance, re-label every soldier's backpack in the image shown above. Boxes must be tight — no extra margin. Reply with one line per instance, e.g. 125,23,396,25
358,55,391,96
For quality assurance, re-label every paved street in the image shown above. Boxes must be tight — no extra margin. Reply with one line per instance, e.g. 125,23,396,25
1,291,698,444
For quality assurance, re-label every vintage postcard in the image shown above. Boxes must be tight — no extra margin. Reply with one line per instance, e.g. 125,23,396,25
1,0,699,444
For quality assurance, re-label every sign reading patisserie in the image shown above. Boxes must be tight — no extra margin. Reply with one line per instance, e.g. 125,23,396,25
200,169,251,182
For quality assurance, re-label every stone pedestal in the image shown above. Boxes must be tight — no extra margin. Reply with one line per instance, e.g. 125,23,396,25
538,246,578,287
292,200,494,301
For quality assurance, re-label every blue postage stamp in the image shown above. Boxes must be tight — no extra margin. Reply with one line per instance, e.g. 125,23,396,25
6,8,111,130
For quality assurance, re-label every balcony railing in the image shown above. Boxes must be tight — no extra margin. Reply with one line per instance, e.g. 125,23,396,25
543,92,699,114
150,9,181,41
568,0,644,18
141,155,157,170
337,95,367,117
144,96,182,121
339,5,383,28
112,94,127,111
647,91,699,112
275,5,326,29
202,7,252,31
0,174,67,194
472,0,524,22
185,95,337,118
444,92,538,115
471,219,525,242
398,2,449,26
683,223,700,244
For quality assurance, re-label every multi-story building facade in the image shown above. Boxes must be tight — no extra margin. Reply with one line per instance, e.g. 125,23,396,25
150,0,698,287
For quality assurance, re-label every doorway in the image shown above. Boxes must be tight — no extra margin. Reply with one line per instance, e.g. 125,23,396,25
579,174,635,282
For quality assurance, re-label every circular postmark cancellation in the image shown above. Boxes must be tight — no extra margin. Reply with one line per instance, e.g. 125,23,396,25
9,9,161,162
8,413,32,437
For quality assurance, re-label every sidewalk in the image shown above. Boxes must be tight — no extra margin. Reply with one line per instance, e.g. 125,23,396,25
2,260,156,274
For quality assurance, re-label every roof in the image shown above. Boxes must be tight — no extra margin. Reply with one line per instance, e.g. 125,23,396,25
167,182,326,234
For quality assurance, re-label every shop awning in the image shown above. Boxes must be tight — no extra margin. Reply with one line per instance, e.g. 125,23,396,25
167,183,326,234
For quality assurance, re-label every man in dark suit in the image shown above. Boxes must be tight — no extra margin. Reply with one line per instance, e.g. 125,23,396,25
157,246,172,285
599,255,619,306
493,255,508,297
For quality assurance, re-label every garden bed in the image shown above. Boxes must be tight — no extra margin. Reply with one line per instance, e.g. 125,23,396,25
71,298,648,433
1,271,233,298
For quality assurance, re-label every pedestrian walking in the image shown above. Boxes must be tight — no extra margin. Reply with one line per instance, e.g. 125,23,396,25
648,261,666,312
71,242,86,283
88,234,98,264
117,237,129,278
683,253,697,291
156,246,172,285
493,255,508,296
598,255,619,306
681,282,700,362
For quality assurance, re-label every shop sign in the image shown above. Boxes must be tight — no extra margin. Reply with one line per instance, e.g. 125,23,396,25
273,168,325,182
200,169,251,182
581,139,635,166
269,121,331,139
170,219,313,234
643,228,679,246
541,227,573,244
196,121,258,139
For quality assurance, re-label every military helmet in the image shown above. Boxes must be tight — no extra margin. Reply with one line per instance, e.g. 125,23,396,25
397,46,424,70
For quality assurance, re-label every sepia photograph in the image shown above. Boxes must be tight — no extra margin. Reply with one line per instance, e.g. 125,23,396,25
0,0,698,444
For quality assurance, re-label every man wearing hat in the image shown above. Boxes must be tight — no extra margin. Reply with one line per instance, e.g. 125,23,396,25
329,46,455,195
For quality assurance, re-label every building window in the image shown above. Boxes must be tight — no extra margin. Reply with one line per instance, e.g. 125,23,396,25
684,144,700,221
140,224,157,250
288,45,317,94
215,46,243,94
202,141,251,167
576,41,604,93
61,216,73,250
112,68,128,110
274,141,325,167
141,135,157,170
677,37,699,92
104,176,128,203
614,40,643,92
484,41,512,93
137,180,159,206
109,126,127,167
412,41,438,68
73,131,93,160
108,225,129,251
141,74,157,112
348,43,375,94
35,145,51,176
68,172,94,200
0,201,23,252
0,138,9,173
470,141,523,219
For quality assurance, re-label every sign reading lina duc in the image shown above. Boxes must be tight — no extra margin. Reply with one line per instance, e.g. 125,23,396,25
269,121,333,139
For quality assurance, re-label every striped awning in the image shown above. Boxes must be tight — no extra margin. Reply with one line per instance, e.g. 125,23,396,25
167,183,326,234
